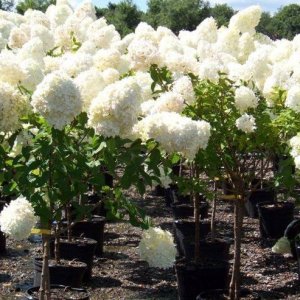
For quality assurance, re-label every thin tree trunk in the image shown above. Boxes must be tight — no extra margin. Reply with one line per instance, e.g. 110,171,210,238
194,191,200,263
229,198,244,300
39,234,51,300
67,205,72,242
54,223,60,264
211,180,217,241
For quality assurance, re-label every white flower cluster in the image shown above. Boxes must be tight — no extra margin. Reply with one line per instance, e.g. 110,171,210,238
271,236,291,255
0,81,28,132
0,196,37,240
235,113,256,133
133,112,211,160
88,77,142,138
234,86,259,113
290,134,300,169
138,227,176,269
31,72,82,130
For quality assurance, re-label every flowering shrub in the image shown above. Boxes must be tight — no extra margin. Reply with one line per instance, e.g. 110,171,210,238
0,196,37,241
139,227,177,269
0,1,300,299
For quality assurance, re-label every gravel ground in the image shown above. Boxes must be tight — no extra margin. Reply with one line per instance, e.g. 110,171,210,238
1,189,300,299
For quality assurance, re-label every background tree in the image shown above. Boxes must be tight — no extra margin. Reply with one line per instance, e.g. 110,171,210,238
16,0,54,14
0,0,14,11
209,4,234,27
256,12,274,37
269,4,300,40
95,0,144,37
143,0,210,34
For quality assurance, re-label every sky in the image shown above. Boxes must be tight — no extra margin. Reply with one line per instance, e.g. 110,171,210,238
91,0,299,13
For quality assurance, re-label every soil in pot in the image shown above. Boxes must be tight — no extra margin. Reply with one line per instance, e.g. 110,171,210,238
257,201,295,239
25,285,90,300
181,238,231,261
284,219,300,259
71,216,106,256
33,257,87,288
171,202,209,220
245,189,276,218
50,237,97,281
175,258,230,300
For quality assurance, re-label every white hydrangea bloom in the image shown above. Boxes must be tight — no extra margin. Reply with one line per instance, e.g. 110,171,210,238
139,227,176,269
236,113,256,133
24,9,50,28
0,82,28,132
128,39,159,71
78,40,97,55
43,56,63,74
289,134,300,158
198,59,222,83
30,24,55,52
134,22,157,42
31,72,82,130
88,77,142,138
0,196,37,241
0,33,6,51
196,17,218,43
74,68,106,112
272,237,291,254
0,19,16,39
88,24,120,49
47,3,73,29
18,37,45,64
238,32,255,63
179,30,198,49
294,156,300,169
133,112,211,160
101,68,120,85
8,27,29,49
133,71,153,102
172,76,195,104
159,36,183,57
164,52,197,74
74,0,97,21
0,50,25,85
285,85,300,113
216,27,240,58
94,48,121,71
112,32,135,54
234,86,259,112
229,5,262,35
270,39,293,64
21,59,44,91
151,91,186,114
60,53,93,78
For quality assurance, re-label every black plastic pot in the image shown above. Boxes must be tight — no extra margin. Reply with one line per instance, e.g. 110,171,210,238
181,238,231,261
51,237,97,281
33,257,87,288
245,189,276,218
295,241,300,280
171,202,209,220
284,219,300,259
173,220,211,257
25,285,90,300
0,200,6,255
165,187,174,207
71,216,106,256
153,185,166,197
257,201,295,239
175,259,230,300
